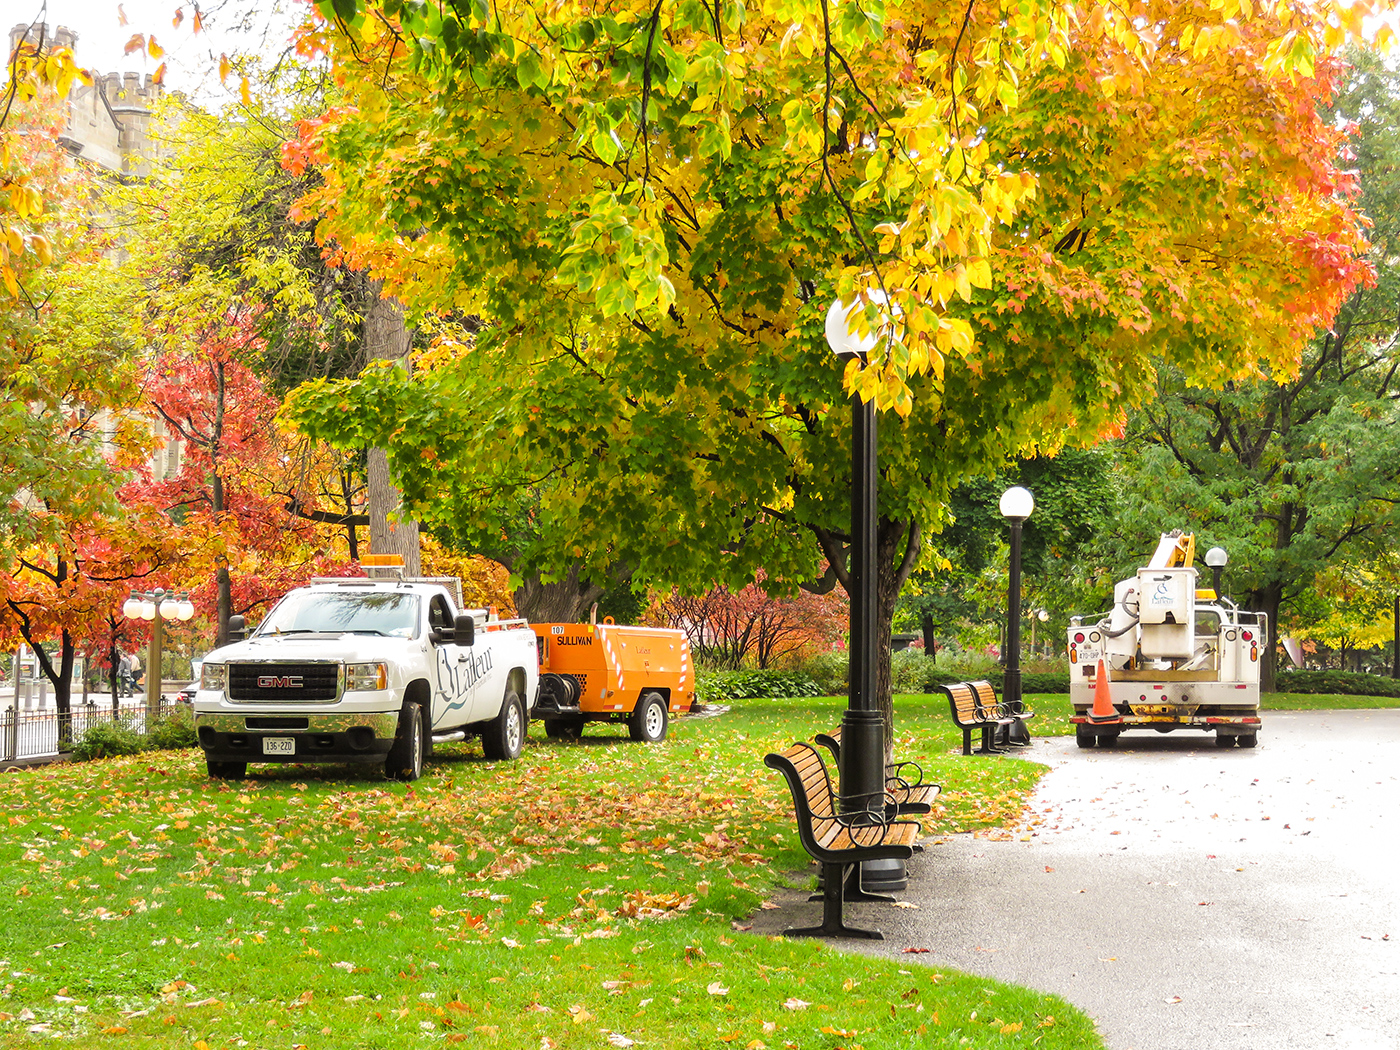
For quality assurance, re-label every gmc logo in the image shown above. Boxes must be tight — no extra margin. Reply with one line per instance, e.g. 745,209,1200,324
258,675,304,689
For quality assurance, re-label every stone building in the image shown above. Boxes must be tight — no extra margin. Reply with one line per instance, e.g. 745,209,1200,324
8,22,163,177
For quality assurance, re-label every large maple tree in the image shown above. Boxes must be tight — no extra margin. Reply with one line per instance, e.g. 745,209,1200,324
285,0,1382,727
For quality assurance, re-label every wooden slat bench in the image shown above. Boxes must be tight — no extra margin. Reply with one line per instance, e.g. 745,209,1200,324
939,679,1021,755
764,741,920,940
812,726,940,816
988,681,1036,748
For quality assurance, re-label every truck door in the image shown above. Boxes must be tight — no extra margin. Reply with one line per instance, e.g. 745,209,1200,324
428,595,477,729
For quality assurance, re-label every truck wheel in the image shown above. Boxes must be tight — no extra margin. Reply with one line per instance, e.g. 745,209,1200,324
483,690,526,761
1215,732,1235,749
629,692,668,743
544,717,583,741
1238,733,1258,749
1075,725,1096,749
385,701,425,780
207,760,246,780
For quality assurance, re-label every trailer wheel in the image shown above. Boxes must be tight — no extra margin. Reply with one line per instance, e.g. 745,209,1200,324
1238,732,1257,749
544,717,583,741
207,760,246,780
1215,732,1235,749
483,690,526,760
385,701,425,780
1075,725,1096,749
629,692,668,743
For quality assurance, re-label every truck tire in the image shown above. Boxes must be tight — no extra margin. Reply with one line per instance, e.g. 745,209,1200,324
1239,732,1258,749
629,692,668,743
1215,732,1235,748
385,701,425,780
207,760,246,780
482,690,526,761
544,717,583,741
1075,725,1096,748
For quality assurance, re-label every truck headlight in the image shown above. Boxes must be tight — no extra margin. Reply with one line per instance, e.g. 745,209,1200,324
200,663,226,691
346,662,388,691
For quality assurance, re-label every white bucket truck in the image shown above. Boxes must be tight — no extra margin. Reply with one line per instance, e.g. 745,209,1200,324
193,561,538,780
1067,531,1267,749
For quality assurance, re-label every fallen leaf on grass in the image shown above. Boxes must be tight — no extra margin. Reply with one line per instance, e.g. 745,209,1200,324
783,998,810,1011
708,982,729,996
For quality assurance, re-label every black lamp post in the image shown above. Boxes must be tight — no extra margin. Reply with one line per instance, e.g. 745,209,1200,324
999,486,1034,713
1204,546,1229,600
824,295,902,895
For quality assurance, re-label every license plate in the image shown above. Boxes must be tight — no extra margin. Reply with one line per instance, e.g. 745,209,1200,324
262,737,296,756
1077,648,1102,662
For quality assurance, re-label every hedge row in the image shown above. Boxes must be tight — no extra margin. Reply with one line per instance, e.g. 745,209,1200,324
1274,669,1400,698
694,669,824,702
921,670,1072,695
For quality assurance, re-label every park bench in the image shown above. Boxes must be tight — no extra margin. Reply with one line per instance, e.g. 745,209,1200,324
812,725,940,816
763,741,921,940
939,679,1034,755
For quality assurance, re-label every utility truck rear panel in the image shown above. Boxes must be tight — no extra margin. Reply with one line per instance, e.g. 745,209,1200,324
193,574,538,780
1067,531,1266,749
532,620,695,742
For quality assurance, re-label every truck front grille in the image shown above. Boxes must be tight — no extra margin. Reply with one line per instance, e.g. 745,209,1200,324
228,663,341,703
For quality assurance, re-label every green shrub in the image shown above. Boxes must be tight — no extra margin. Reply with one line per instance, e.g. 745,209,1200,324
146,711,198,750
926,648,1002,681
799,651,848,695
891,648,936,693
71,719,146,761
922,667,1072,694
1275,669,1400,698
695,668,823,702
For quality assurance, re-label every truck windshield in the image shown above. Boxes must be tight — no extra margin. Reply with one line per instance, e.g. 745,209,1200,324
256,591,420,638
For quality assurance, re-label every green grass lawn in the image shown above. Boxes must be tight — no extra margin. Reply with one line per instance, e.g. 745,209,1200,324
0,698,1101,1049
1261,692,1400,710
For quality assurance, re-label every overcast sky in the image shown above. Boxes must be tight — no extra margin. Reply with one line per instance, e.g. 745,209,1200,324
13,0,304,97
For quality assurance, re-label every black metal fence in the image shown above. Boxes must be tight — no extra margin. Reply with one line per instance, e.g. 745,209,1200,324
0,702,178,764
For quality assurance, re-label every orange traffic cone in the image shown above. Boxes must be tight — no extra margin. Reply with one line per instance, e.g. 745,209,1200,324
1087,659,1121,724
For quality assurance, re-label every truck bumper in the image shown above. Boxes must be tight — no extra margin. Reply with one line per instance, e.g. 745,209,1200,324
195,712,398,764
1071,713,1261,732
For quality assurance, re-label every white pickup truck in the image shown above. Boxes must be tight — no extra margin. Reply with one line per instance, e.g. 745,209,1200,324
192,577,539,780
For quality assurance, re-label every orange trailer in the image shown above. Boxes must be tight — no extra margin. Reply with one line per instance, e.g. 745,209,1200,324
531,618,696,742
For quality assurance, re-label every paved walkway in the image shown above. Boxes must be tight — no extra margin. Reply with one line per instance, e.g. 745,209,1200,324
748,710,1400,1050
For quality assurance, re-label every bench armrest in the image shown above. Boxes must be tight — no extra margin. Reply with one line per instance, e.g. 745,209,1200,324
886,760,924,789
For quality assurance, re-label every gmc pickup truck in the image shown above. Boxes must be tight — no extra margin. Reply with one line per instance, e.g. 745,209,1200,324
192,577,538,780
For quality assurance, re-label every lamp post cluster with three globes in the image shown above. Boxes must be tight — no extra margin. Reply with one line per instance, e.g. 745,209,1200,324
121,589,195,720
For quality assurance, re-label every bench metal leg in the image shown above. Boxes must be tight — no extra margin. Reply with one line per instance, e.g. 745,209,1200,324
975,724,1006,755
786,863,884,940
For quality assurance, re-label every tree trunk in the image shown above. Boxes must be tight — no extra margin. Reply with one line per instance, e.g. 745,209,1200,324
1249,581,1283,693
363,284,420,574
109,631,120,713
921,612,937,662
212,362,235,646
511,564,617,623
811,514,921,759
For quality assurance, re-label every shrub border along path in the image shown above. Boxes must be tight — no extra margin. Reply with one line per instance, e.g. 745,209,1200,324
0,695,1101,1050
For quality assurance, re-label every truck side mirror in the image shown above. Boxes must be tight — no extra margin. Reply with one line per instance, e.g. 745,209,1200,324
454,613,476,647
228,615,247,642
